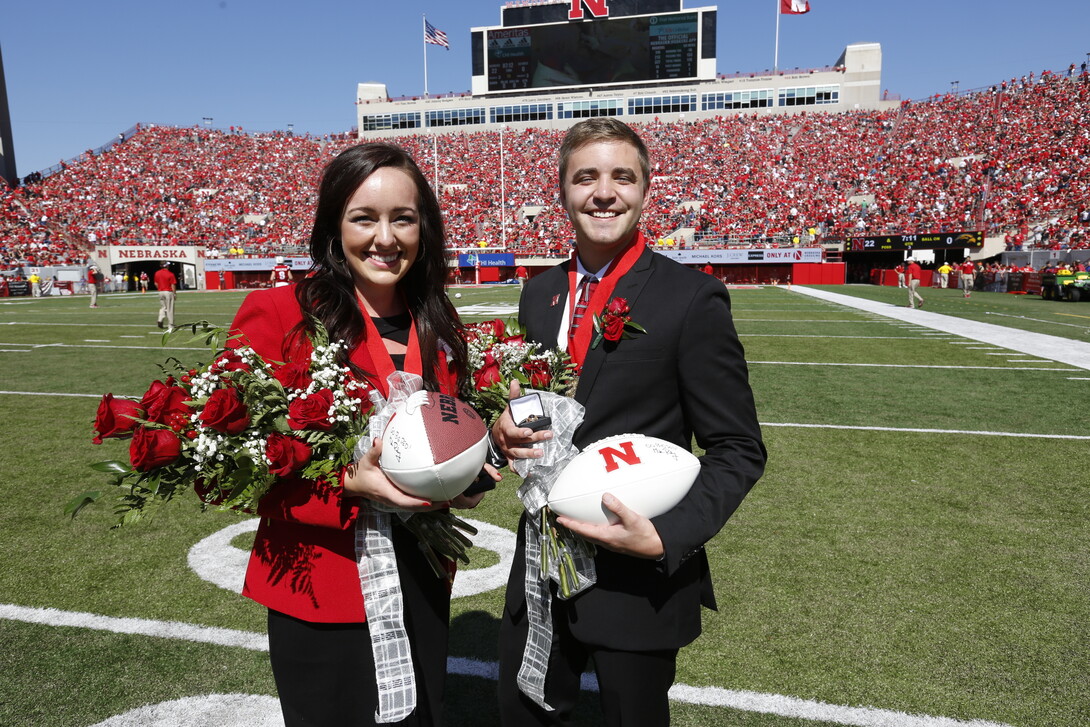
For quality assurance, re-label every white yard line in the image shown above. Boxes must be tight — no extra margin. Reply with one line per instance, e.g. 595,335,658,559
0,603,1013,727
749,361,1077,372
735,319,890,323
789,287,1090,370
739,334,929,339
0,343,204,351
0,390,125,398
760,422,1090,440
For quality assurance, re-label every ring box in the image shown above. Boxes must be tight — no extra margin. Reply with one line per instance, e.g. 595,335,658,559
511,392,551,431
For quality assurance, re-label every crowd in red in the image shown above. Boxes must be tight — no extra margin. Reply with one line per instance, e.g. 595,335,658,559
2,66,1087,271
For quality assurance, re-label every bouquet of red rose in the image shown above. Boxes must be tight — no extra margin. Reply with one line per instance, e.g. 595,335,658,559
463,317,576,425
72,322,372,525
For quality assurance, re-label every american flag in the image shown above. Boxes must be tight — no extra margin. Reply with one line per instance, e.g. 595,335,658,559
424,20,450,49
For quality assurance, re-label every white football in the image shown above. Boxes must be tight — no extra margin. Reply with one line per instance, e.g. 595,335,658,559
547,434,700,524
379,390,489,501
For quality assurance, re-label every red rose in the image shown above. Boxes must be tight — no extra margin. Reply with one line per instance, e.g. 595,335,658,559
486,319,507,338
603,315,627,342
92,393,144,444
524,359,552,389
273,362,312,391
140,379,191,424
474,351,502,390
266,433,312,477
606,297,630,316
287,389,335,431
129,427,182,471
199,387,250,435
194,478,226,505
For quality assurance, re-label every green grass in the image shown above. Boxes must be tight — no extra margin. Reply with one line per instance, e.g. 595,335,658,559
1,284,1087,727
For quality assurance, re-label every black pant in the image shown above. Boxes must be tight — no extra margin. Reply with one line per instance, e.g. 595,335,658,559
498,596,678,727
267,522,451,726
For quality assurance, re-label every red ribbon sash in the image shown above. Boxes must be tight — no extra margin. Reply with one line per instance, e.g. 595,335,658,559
566,231,647,367
356,311,424,398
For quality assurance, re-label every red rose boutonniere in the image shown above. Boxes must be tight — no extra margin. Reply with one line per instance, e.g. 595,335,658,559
591,297,646,349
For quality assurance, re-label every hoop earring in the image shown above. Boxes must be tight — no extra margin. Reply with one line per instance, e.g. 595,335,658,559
328,237,346,265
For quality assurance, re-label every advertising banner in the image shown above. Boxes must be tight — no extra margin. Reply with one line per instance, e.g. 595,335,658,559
457,253,516,267
654,248,823,264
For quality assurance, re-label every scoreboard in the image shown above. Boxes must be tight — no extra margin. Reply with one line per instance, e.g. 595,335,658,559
847,231,984,252
472,1,716,95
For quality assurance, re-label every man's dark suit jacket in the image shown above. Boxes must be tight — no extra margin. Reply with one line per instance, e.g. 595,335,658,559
504,244,766,652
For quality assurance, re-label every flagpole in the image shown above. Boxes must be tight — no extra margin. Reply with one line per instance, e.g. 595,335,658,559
423,15,429,98
774,0,780,73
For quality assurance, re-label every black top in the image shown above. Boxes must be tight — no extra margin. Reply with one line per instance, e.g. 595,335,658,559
372,312,411,371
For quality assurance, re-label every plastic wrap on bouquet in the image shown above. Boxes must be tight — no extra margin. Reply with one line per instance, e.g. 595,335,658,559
512,391,595,596
511,391,597,712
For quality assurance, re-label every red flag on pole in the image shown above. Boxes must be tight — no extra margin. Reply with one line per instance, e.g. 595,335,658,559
780,0,810,14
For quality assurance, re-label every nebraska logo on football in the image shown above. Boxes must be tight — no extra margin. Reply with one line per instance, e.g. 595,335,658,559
438,394,460,424
569,0,609,20
598,440,641,472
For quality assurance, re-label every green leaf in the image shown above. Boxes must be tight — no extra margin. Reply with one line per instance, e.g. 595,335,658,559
90,460,132,474
64,491,104,519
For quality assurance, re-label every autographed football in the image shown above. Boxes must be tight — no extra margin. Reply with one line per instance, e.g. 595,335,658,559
547,434,700,524
379,390,489,501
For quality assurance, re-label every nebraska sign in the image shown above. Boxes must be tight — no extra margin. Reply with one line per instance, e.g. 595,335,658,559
569,0,609,20
94,246,204,266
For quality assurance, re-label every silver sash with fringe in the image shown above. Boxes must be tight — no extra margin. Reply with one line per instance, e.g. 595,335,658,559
353,372,425,724
511,392,596,711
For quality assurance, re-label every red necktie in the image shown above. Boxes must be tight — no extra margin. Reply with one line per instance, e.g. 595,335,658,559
568,275,598,349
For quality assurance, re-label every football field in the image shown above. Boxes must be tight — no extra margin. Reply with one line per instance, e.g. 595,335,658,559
1,283,1087,727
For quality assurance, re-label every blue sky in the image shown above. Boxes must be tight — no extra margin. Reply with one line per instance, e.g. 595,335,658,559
3,0,1087,178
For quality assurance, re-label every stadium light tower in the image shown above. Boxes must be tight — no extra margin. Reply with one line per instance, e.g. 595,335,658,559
499,125,506,250
950,81,959,95
0,43,17,187
287,123,294,136
203,116,213,129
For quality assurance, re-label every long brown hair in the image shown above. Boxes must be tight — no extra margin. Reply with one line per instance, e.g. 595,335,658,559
292,142,467,392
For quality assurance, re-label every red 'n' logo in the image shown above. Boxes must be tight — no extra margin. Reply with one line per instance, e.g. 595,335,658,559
569,0,609,20
599,440,641,473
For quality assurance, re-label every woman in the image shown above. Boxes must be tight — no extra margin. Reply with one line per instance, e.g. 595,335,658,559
228,143,489,726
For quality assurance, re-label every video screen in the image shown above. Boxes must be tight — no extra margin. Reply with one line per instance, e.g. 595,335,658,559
486,12,699,92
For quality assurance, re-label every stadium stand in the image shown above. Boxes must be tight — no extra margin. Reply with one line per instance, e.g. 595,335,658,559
1,67,1087,272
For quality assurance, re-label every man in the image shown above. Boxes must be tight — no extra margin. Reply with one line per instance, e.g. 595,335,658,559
139,271,149,293
153,261,177,329
28,272,41,298
937,261,952,289
270,256,293,288
906,258,924,308
492,119,766,726
516,264,529,288
960,258,976,298
894,262,906,288
88,266,100,308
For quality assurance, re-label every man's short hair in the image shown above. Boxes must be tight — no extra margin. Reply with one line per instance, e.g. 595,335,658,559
558,118,651,189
